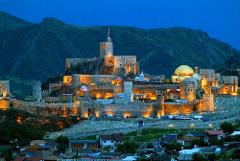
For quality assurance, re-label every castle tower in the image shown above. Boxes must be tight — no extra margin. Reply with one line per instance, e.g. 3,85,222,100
124,81,133,102
100,28,113,59
194,67,199,73
160,95,165,116
32,81,42,102
179,78,196,103
202,94,214,112
72,74,80,88
139,71,144,80
233,77,238,93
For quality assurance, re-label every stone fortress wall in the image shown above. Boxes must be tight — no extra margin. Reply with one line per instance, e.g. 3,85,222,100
10,98,157,118
65,58,98,70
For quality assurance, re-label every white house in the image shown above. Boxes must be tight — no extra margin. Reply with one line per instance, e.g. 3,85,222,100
99,134,123,152
178,148,200,161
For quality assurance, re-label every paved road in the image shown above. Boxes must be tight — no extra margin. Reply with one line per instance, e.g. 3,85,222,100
46,96,240,139
70,113,240,139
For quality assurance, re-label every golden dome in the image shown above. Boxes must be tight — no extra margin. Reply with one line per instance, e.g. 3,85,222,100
174,65,194,76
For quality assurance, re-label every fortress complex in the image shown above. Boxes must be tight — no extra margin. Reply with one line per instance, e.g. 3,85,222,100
6,29,239,118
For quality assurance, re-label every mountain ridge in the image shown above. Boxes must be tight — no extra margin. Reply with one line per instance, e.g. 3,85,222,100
0,11,239,81
0,11,31,31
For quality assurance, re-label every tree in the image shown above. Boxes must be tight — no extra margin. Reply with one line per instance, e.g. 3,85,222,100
220,121,234,133
125,72,135,79
210,138,223,146
3,149,12,161
192,153,207,161
191,139,207,147
116,141,139,154
208,153,217,161
56,135,69,152
103,146,111,152
165,142,182,151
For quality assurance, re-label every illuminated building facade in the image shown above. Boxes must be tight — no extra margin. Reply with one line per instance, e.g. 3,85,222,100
219,76,238,95
200,69,221,94
162,101,193,115
0,80,10,110
100,28,113,59
114,56,139,75
179,78,197,103
0,99,9,110
0,80,10,98
63,75,73,85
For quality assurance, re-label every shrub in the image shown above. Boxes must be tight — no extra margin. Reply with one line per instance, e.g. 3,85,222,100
165,142,182,151
56,135,69,152
192,153,207,161
220,122,234,133
116,141,139,154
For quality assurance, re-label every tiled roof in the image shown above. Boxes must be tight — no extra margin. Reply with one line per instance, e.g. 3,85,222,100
14,156,41,161
165,134,178,140
206,130,224,135
183,136,198,142
70,140,98,144
100,133,123,142
112,134,124,142
187,131,208,137
100,135,114,141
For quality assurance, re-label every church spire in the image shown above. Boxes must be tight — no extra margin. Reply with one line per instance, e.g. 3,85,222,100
107,27,111,42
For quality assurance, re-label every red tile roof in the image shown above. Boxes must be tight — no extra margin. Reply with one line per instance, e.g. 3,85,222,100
100,133,123,142
206,130,224,135
14,156,41,161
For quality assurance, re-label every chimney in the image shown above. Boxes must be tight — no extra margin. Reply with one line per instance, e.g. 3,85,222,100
194,67,199,73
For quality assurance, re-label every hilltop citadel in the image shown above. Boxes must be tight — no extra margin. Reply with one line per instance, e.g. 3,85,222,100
0,29,238,118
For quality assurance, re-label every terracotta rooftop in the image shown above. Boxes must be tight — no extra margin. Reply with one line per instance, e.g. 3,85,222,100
100,133,123,142
14,156,41,161
206,130,224,135
187,131,208,137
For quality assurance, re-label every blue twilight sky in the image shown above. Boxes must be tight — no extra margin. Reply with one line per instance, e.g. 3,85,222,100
0,0,239,49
